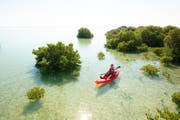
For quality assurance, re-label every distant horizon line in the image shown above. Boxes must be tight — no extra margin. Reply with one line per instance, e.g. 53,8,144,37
0,24,179,29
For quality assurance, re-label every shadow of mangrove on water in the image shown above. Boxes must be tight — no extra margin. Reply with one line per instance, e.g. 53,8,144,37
27,67,78,86
22,101,43,115
95,77,121,97
78,38,92,46
39,72,78,86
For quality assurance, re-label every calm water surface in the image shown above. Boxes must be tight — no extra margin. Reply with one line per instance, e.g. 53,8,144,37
0,27,179,120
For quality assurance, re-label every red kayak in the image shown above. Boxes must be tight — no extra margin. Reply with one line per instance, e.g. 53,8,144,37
95,70,120,84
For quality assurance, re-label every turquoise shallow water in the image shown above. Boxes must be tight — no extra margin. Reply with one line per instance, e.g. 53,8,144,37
0,27,179,120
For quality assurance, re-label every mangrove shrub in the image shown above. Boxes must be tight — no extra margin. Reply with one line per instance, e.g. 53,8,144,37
105,30,142,52
105,25,180,63
146,91,180,120
72,71,80,77
160,56,173,65
137,43,148,52
140,64,159,76
26,87,45,102
97,52,105,60
172,92,180,107
32,42,81,73
151,47,164,56
139,26,164,47
146,107,180,120
163,25,178,35
164,29,180,62
77,27,93,38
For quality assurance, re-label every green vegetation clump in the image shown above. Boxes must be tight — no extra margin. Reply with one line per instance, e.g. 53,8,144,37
26,87,45,102
97,52,105,60
151,47,164,56
105,25,165,52
140,64,159,76
117,40,140,52
72,71,80,77
163,25,178,35
160,56,173,65
146,108,180,120
146,92,180,120
105,25,180,63
146,109,160,120
77,27,93,38
151,48,173,58
142,52,149,59
32,42,81,74
172,92,180,107
138,26,164,47
105,39,119,49
137,43,148,52
117,41,129,52
164,29,180,62
105,29,141,52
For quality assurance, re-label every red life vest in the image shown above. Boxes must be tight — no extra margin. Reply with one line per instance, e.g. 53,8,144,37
109,67,114,74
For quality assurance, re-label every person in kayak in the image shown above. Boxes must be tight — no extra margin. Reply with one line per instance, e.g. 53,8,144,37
101,64,115,79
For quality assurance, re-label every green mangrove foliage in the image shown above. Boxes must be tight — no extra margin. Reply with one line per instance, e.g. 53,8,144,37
32,42,81,74
160,56,173,65
137,43,148,52
172,92,180,107
138,26,164,47
140,64,159,76
151,48,173,64
105,25,180,63
163,25,178,35
77,27,93,38
146,92,180,120
26,87,45,102
72,71,80,77
146,107,180,120
105,29,141,52
151,47,165,56
97,52,105,60
164,29,180,62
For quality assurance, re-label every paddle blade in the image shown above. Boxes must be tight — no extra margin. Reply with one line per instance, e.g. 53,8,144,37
115,66,121,70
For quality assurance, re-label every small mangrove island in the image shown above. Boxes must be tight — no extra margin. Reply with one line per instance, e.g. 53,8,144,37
26,87,45,102
77,27,93,38
97,52,105,60
140,64,159,76
105,25,180,63
32,41,81,74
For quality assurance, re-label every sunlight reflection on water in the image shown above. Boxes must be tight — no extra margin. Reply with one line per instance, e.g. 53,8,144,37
79,111,92,120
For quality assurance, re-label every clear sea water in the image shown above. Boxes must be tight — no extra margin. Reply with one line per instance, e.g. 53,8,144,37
0,27,179,120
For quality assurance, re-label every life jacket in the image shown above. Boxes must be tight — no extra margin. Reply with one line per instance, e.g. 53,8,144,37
101,67,115,79
109,67,114,74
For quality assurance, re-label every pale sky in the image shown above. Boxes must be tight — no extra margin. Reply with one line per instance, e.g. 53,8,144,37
0,0,180,28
